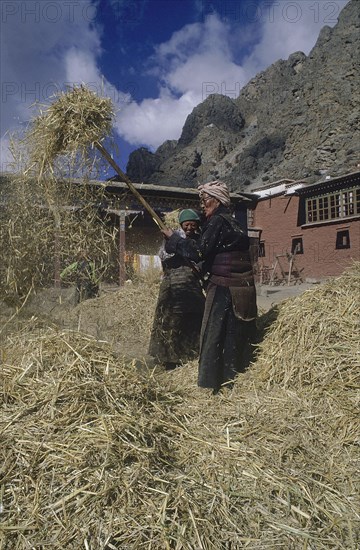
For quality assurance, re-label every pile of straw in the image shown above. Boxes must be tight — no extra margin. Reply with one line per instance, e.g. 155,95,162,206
1,266,359,549
0,174,118,303
58,281,160,357
0,326,184,548
254,262,360,389
24,85,115,178
0,174,53,301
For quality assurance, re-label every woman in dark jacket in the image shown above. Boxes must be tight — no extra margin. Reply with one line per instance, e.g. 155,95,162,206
148,209,205,370
163,181,257,391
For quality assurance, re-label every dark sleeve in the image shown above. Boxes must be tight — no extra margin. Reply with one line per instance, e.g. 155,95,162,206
198,215,223,259
165,233,201,262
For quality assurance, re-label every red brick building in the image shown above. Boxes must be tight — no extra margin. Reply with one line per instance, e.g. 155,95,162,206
250,171,360,282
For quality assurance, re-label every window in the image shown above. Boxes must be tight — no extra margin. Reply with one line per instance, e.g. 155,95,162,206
330,194,340,219
343,190,354,216
291,237,303,254
336,230,350,249
318,196,329,220
305,187,359,224
258,241,265,257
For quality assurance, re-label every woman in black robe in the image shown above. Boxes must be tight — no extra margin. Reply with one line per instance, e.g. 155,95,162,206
148,209,205,370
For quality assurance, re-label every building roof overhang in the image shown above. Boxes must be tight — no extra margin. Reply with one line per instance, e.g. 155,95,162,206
101,179,254,203
296,170,360,197
252,179,306,199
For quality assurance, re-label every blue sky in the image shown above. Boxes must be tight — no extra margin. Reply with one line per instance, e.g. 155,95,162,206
0,0,349,176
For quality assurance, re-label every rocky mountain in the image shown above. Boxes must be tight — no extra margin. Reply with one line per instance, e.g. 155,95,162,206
126,0,360,191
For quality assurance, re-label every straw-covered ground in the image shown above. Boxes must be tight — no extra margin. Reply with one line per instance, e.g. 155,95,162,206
0,264,359,549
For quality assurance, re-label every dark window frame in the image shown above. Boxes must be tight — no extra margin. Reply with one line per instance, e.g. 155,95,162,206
336,230,350,249
305,187,359,224
291,237,303,255
258,241,266,257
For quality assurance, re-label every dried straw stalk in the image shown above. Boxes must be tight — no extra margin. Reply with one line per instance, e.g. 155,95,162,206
163,210,181,230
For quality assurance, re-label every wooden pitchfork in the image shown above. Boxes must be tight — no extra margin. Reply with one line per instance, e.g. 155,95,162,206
96,141,166,231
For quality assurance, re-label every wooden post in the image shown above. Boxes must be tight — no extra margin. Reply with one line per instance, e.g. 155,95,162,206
119,210,126,286
269,259,278,286
288,256,293,286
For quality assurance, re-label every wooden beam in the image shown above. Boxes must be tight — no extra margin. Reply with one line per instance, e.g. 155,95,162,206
119,210,126,286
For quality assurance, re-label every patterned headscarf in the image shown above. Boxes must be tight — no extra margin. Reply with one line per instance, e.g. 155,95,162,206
198,180,231,207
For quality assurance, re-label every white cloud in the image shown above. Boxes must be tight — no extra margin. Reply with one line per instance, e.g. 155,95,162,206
155,15,247,96
241,0,349,76
65,48,103,87
115,14,248,149
115,89,199,149
115,1,350,150
0,0,110,170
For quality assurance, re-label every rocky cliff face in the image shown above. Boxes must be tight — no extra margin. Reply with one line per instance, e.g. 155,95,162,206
126,0,360,191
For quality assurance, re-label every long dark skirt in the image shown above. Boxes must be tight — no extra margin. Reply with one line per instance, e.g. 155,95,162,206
198,284,256,390
149,266,205,365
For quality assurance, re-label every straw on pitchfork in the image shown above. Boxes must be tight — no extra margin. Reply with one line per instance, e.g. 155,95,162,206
24,85,166,230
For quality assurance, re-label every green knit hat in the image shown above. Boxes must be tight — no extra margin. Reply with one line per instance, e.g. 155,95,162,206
178,209,200,224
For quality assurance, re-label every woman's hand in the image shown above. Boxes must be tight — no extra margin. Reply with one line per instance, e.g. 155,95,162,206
161,227,173,239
